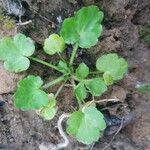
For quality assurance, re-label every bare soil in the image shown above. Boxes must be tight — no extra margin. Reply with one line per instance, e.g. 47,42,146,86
0,0,150,150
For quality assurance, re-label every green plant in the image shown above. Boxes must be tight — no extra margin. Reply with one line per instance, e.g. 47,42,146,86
0,6,128,146
136,83,150,93
139,24,150,45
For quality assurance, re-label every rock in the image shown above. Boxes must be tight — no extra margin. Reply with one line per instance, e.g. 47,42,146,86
0,62,25,94
2,0,26,17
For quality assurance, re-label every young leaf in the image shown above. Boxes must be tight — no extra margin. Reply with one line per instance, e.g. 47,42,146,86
96,53,128,80
136,83,150,93
75,63,89,79
44,34,65,55
85,78,107,96
37,93,57,120
67,111,84,135
14,75,49,110
0,33,35,72
57,60,70,74
103,72,114,85
67,106,106,145
60,6,104,48
75,82,87,102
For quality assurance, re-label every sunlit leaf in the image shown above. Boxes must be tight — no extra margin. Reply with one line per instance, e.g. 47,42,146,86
57,60,70,74
96,53,128,80
67,106,106,145
0,33,35,72
37,93,57,120
60,6,104,48
44,34,65,55
75,82,87,102
75,63,89,79
14,75,49,110
85,78,107,96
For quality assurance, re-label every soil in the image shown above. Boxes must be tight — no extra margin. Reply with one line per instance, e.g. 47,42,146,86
0,0,150,150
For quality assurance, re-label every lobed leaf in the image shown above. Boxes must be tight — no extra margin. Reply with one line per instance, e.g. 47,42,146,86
85,78,107,96
37,93,57,120
60,6,104,48
75,63,89,79
0,33,35,72
44,34,65,55
75,82,87,102
96,53,128,81
67,106,106,145
14,75,49,110
57,60,70,75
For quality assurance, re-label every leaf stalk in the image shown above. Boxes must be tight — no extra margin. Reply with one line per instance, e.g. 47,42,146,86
29,56,60,72
69,43,78,65
42,76,65,89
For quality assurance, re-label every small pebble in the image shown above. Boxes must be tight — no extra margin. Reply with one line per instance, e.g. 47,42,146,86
9,137,14,142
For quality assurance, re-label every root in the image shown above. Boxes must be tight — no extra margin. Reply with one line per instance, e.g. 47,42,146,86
39,113,70,150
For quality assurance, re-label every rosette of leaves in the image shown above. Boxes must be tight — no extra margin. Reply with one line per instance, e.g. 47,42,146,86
0,33,35,72
67,106,106,144
60,5,104,48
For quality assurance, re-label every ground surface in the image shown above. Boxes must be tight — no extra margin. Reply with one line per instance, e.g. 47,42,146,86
0,0,150,150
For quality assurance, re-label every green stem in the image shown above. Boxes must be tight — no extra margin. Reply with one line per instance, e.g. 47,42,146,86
42,76,65,89
29,56,60,72
69,43,78,65
57,53,65,62
71,78,82,108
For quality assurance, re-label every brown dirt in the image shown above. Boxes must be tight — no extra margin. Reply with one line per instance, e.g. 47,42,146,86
0,0,150,150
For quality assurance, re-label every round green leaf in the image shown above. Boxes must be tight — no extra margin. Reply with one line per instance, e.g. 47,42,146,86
67,106,106,145
44,34,65,55
75,63,89,79
0,33,35,72
85,78,107,96
67,111,84,135
60,6,104,48
75,82,87,102
13,33,35,56
103,72,114,85
37,94,57,120
14,75,49,110
96,53,128,80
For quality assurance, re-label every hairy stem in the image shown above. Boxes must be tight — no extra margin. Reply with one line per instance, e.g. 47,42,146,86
43,76,65,89
29,56,60,72
69,43,78,65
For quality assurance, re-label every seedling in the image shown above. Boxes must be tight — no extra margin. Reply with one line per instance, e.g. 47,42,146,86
0,6,128,146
